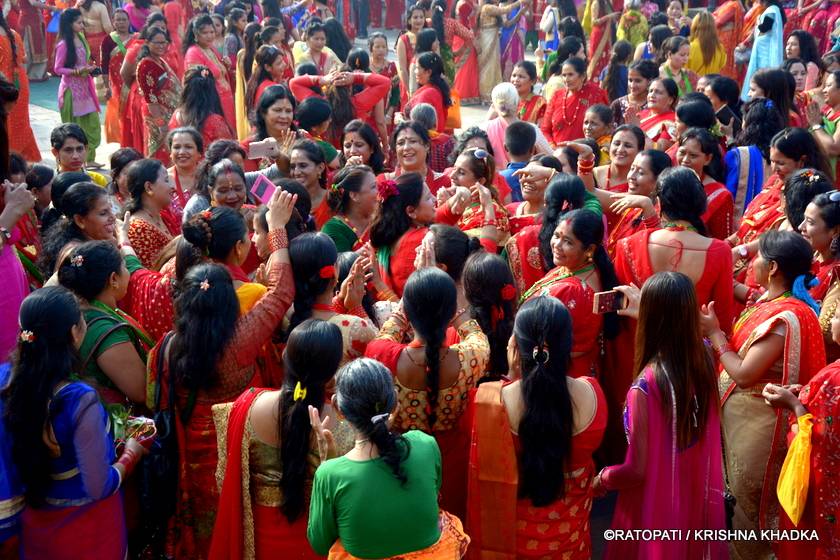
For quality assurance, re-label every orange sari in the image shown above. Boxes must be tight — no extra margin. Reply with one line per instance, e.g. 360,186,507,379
713,0,744,80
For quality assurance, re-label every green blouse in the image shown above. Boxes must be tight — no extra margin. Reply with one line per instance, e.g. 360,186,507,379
321,217,359,253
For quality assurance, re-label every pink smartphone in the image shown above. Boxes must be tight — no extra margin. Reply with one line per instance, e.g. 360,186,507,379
249,174,276,204
248,139,273,160
592,290,625,314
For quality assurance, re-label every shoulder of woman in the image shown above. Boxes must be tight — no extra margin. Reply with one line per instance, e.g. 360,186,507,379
402,428,437,449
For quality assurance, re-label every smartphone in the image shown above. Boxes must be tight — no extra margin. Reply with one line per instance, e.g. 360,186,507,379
249,174,277,204
248,139,274,160
593,290,625,314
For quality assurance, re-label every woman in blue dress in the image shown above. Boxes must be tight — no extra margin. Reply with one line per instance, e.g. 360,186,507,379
740,0,786,101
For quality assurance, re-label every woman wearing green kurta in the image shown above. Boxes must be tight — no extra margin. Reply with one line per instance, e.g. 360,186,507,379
321,165,378,253
57,240,151,409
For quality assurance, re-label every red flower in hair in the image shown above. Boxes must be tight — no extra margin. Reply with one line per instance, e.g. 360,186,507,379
319,265,336,279
200,209,213,220
501,284,517,301
378,179,399,202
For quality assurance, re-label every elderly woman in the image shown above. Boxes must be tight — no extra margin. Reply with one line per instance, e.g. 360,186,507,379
483,82,552,168
410,103,454,173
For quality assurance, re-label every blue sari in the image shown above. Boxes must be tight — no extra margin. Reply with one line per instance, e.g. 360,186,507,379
740,5,784,101
0,364,23,544
500,5,525,78
725,145,768,218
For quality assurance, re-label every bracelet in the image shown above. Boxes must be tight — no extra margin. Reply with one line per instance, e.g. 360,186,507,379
116,446,140,478
376,288,398,302
118,241,132,249
268,228,288,252
711,337,733,358
482,219,497,227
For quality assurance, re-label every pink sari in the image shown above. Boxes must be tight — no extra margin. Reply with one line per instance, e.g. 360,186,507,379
602,366,728,560
485,117,509,169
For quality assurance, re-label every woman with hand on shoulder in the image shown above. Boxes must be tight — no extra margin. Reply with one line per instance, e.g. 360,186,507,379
700,230,825,560
468,295,606,559
210,319,345,559
594,272,727,559
169,66,235,152
125,159,179,268
321,166,378,252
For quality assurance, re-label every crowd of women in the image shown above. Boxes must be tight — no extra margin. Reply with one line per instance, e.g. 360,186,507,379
2,0,840,558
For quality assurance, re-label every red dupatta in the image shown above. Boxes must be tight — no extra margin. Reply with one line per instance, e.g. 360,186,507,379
638,110,675,141
209,387,266,560
701,180,734,240
504,224,545,296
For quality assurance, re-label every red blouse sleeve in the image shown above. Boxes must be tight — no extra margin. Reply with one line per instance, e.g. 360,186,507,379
201,113,235,147
709,240,735,336
136,59,166,103
289,75,323,101
350,73,391,116
541,94,559,145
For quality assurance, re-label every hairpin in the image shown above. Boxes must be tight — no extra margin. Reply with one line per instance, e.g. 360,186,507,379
764,99,775,110
319,264,336,279
71,254,84,267
330,183,343,195
473,148,489,160
19,330,35,343
801,169,821,184
378,179,399,202
293,381,307,401
371,412,389,424
199,278,210,291
532,344,550,365
501,284,516,301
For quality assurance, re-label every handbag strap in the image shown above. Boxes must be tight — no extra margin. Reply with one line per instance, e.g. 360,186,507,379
79,314,131,373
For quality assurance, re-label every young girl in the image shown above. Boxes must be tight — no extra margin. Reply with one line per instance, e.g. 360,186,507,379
447,148,508,248
600,40,633,100
369,33,400,129
583,104,615,165
659,35,697,98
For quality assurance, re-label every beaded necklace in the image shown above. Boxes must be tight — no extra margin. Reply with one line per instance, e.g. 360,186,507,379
559,87,587,127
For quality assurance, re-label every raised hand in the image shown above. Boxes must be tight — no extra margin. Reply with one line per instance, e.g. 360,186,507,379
266,189,298,231
309,405,336,462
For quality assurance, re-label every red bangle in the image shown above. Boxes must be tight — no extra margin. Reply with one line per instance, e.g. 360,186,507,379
116,447,140,478
268,228,288,252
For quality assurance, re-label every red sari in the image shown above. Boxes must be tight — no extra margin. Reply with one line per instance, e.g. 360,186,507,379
505,202,539,236
101,33,138,144
504,224,545,296
713,0,744,81
453,0,480,103
375,226,428,298
638,109,675,143
732,174,784,284
385,0,406,29
405,84,448,133
540,82,609,146
606,207,660,259
184,45,237,132
517,93,547,124
137,56,182,164
466,379,607,559
168,111,235,151
701,180,735,240
1,32,41,162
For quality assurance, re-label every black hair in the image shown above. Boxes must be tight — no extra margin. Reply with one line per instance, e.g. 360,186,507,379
183,14,215,54
603,40,634,101
648,12,669,27
585,104,614,137
41,171,91,232
254,84,297,140
346,48,370,72
296,96,332,131
455,147,496,187
287,232,338,334
656,166,708,234
612,124,646,152
391,121,431,165
137,27,171,64
653,77,679,109
449,127,493,164
124,158,166,214
735,97,785,164
416,51,451,108
751,69,795,127
661,35,689,61
629,58,660,82
771,128,834,179
57,240,124,301
514,296,574,505
430,224,481,282
463,252,516,379
240,22,263,82
431,0,446,44
759,229,815,291
558,14,584,39
531,154,564,171
505,121,537,157
176,206,247,281
290,139,328,189
324,64,358,143
784,169,833,229
367,32,389,53
177,66,226,134
336,252,377,324
676,99,716,130
39,182,108,275
108,148,143,197
166,127,204,154
322,17,352,63
25,164,55,195
193,141,247,200
513,61,538,91
0,78,15,182
539,174,587,270
225,7,246,37
334,358,410,483
3,287,82,505
415,28,438,55
342,120,385,174
279,318,343,521
255,179,313,242
327,165,374,214
50,123,88,150
58,9,83,69
8,152,26,180
649,24,673,62
639,148,673,177
708,75,741,117
245,44,283,110
561,56,587,77
403,267,457,428
679,127,724,182
370,172,425,249
169,263,239,397
0,10,17,67
549,37,584,76
788,30,822,69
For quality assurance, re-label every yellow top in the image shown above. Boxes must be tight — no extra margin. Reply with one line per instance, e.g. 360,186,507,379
687,39,727,76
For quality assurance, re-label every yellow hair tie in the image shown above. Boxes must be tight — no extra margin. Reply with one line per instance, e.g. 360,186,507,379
293,381,307,401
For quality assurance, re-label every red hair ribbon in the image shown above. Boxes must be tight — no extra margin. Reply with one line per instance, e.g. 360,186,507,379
490,305,505,330
500,284,516,301
378,179,399,202
319,265,336,279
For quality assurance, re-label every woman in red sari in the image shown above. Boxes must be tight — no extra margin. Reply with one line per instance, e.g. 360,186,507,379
365,267,490,520
467,295,606,559
713,0,744,80
587,0,618,82
136,27,182,164
0,16,41,162
183,15,236,132
101,10,137,145
676,127,734,240
385,0,406,29
145,190,297,560
396,6,426,106
636,77,677,150
166,127,203,223
379,121,452,196
168,65,235,151
405,52,451,134
511,61,547,124
700,229,826,560
521,208,619,378
210,319,345,560
453,0,480,105
541,57,609,146
125,159,180,268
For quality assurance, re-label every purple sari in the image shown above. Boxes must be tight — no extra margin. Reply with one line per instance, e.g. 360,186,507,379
500,5,525,80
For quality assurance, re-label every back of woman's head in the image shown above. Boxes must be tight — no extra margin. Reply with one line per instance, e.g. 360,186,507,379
676,98,716,130
109,148,143,194
40,182,107,275
735,97,784,162
656,167,707,234
4,286,81,505
288,232,338,333
58,241,123,301
179,66,225,132
679,127,724,182
539,173,586,270
603,40,633,100
370,172,425,249
771,128,834,178
708,75,741,115
430,224,481,282
649,24,673,54
450,127,493,164
403,267,457,428
54,176,101,218
415,28,438,54
752,69,794,125
322,17,351,62
335,358,409,483
25,164,54,193
279,318,343,521
463,252,516,378
759,229,818,295
491,82,519,119
417,51,451,108
296,96,332,132
345,47,369,72
513,296,574,506
276,178,313,239
124,158,165,214
342,119,385,174
177,206,247,280
634,271,716,449
171,263,239,392
784,169,833,228
327,165,373,214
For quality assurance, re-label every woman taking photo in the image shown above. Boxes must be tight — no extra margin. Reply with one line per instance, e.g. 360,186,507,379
405,52,451,134
307,358,471,557
342,120,386,175
100,9,137,145
183,14,236,131
169,65,234,151
595,272,727,559
57,241,150,406
700,230,825,560
125,159,179,268
321,166,378,252
136,26,182,163
55,9,102,167
610,59,658,126
364,267,489,519
467,295,606,559
520,208,618,378
145,189,297,559
380,121,451,195
166,127,203,222
636,77,678,149
541,57,609,146
210,318,345,559
241,84,296,173
2,287,146,558
676,127,733,240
